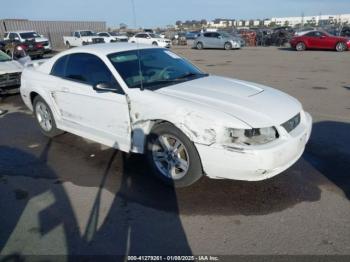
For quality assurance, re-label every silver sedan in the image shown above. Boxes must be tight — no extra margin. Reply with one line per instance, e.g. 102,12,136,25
194,32,242,50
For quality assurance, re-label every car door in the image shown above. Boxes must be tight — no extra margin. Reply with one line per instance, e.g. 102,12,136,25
134,33,145,44
306,31,325,49
73,32,81,46
211,32,223,48
318,32,336,49
303,32,317,48
50,53,132,151
202,33,213,48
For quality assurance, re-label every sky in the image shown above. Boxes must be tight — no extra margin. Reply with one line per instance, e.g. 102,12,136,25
1,0,350,28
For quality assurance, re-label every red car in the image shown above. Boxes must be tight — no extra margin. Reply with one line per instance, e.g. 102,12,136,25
290,30,350,52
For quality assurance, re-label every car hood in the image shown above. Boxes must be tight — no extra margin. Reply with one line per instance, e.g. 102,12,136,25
155,75,302,127
154,38,170,41
0,60,23,74
34,37,48,42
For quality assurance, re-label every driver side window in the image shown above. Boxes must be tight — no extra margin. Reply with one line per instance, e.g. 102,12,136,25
51,53,123,94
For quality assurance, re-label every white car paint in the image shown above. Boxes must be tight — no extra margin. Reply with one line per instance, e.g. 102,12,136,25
128,33,171,48
63,31,104,47
20,43,312,182
0,51,23,94
97,32,128,43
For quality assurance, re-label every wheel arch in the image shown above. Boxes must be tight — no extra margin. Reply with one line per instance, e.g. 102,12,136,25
131,119,203,154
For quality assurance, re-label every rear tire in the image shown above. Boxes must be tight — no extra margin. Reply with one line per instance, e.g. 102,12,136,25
196,42,204,50
296,42,306,51
336,42,347,52
33,96,64,138
146,122,203,187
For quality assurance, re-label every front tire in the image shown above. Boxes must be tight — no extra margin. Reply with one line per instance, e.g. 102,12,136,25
224,42,232,50
336,42,347,52
152,41,158,46
147,122,203,187
33,96,63,138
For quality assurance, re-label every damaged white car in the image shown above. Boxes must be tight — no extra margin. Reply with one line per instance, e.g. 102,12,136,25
20,43,312,187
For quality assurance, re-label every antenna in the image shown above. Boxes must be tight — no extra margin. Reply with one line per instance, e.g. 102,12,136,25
131,0,144,91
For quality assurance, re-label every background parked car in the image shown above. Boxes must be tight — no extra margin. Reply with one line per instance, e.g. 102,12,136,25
128,33,171,48
63,30,105,48
4,31,51,53
290,30,350,52
0,50,23,95
186,31,201,40
3,40,44,59
110,32,129,42
194,31,241,50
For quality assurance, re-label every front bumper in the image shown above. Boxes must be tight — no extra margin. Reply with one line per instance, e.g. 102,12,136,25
196,111,312,181
158,41,171,48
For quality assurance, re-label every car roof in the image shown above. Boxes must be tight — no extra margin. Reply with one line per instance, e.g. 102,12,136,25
6,30,37,34
61,43,158,56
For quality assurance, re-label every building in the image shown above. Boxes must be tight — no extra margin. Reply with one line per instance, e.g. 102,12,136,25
267,14,350,27
207,18,236,28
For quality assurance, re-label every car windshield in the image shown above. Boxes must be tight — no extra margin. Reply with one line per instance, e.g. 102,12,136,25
0,51,12,62
108,48,208,90
80,31,96,37
19,32,40,39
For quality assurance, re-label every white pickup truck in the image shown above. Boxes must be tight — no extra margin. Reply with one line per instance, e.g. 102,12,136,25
63,30,105,48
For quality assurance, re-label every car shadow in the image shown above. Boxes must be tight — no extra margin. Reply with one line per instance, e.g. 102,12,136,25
0,111,192,258
304,121,350,200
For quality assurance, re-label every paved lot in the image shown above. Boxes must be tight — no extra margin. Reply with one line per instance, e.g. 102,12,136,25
0,46,350,259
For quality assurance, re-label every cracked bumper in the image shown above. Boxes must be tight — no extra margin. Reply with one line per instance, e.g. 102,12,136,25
196,112,313,181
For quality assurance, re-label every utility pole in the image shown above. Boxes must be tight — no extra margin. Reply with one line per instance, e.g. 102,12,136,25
301,12,305,30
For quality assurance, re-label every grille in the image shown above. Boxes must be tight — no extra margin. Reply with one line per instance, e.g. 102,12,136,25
8,72,21,80
0,72,21,88
92,38,105,43
282,113,301,133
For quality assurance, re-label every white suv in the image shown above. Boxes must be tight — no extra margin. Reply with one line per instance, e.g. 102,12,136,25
128,33,171,48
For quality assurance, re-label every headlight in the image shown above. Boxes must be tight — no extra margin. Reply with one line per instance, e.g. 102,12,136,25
226,127,278,146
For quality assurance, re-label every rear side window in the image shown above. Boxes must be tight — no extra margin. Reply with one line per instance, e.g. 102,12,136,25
51,55,68,77
203,33,211,37
65,53,118,87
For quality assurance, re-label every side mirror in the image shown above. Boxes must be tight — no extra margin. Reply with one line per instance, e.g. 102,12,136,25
93,82,118,93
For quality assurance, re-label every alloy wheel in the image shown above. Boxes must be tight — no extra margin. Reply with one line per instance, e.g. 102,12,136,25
152,134,190,180
35,102,53,132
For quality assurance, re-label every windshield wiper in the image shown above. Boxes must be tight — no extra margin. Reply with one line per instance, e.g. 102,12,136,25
175,72,208,80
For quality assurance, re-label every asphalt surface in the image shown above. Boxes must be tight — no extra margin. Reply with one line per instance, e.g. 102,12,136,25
0,46,350,260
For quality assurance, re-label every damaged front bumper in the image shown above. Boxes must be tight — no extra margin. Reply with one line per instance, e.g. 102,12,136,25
196,112,312,181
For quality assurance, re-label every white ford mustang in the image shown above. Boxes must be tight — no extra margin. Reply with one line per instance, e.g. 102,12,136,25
20,43,312,187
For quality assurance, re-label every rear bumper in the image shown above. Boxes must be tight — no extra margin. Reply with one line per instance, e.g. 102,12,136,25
196,111,313,181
